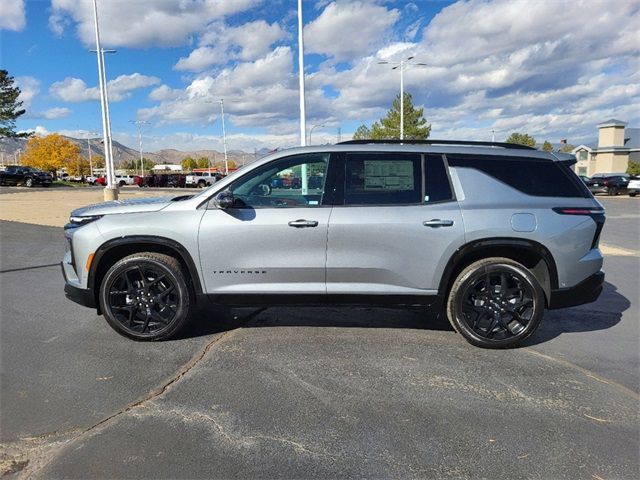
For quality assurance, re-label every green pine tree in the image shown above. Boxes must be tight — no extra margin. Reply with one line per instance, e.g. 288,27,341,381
0,69,30,138
370,93,431,140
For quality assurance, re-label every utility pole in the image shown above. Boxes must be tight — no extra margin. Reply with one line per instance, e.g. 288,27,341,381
337,126,341,143
129,120,150,177
378,56,427,140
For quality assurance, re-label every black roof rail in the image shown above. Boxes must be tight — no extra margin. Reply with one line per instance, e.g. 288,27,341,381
336,139,537,150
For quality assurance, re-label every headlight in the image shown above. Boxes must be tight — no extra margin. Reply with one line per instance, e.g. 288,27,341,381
64,215,103,230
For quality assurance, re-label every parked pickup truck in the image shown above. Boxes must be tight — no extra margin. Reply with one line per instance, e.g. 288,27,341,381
0,165,52,187
185,171,220,188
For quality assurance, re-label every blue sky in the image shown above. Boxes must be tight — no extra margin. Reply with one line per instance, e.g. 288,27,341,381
1,0,639,152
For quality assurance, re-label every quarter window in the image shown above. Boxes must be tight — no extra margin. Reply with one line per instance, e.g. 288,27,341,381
447,154,591,198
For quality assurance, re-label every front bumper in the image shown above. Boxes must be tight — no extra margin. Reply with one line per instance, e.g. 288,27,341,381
61,262,96,309
548,271,604,309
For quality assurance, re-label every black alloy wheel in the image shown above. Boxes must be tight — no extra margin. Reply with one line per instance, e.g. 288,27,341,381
447,258,544,348
99,253,192,340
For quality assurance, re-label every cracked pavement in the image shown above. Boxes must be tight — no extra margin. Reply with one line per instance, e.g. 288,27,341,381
0,197,638,479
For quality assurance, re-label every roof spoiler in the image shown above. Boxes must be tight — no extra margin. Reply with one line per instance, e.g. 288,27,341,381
551,151,577,165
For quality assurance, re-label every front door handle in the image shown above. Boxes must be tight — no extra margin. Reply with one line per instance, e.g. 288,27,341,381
288,219,319,228
423,219,454,228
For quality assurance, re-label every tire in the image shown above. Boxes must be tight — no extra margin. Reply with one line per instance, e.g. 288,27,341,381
446,257,545,349
25,178,33,188
607,186,618,196
629,192,636,197
119,180,126,187
99,252,193,341
198,180,206,188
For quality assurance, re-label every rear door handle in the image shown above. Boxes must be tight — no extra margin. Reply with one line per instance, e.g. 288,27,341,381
288,219,319,228
423,219,454,228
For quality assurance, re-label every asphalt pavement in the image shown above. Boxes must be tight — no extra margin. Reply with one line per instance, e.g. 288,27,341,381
0,196,638,479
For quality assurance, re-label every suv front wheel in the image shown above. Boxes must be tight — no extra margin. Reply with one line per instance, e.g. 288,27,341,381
446,257,544,348
99,252,193,341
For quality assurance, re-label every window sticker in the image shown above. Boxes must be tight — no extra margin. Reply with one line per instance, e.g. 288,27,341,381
363,160,414,191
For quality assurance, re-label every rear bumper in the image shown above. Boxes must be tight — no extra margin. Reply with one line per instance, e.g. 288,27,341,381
548,271,604,309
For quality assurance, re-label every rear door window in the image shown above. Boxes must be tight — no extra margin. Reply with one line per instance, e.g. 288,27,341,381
343,153,422,205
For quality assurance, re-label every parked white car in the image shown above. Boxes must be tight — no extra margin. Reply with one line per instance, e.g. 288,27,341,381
185,171,218,188
628,176,640,197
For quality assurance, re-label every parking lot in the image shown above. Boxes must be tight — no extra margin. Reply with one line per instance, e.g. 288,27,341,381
0,189,638,478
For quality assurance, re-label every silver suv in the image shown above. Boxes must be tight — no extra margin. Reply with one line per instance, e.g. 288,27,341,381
62,140,605,348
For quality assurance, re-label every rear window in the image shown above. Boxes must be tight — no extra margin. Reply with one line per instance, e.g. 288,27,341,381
446,155,590,198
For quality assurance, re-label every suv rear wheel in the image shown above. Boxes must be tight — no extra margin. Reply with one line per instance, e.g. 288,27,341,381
446,257,544,348
99,252,193,341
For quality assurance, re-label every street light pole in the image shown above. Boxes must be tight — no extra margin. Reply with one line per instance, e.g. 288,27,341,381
297,0,306,147
87,136,93,177
400,59,404,140
378,56,427,141
91,0,117,200
309,123,326,145
220,99,229,175
129,120,149,177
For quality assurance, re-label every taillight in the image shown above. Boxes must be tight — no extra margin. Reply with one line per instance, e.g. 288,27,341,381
603,180,609,186
552,207,604,215
552,207,605,249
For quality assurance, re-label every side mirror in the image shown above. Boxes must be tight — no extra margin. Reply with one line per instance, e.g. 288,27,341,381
215,190,235,209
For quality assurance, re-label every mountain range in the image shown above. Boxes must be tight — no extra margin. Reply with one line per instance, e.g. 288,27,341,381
0,135,270,167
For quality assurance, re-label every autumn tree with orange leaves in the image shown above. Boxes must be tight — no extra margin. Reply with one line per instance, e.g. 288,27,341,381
20,133,81,177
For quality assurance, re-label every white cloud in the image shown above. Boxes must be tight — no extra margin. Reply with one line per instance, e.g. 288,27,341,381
299,0,640,145
50,73,160,102
149,85,181,102
305,1,400,61
0,0,26,31
41,107,71,120
49,0,262,48
16,76,40,109
175,20,286,71
143,47,308,126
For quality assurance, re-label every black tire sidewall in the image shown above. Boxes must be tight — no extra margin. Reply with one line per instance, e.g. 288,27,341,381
99,254,191,341
447,259,544,349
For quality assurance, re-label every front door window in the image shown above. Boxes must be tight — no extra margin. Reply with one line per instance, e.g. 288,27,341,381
229,153,329,208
